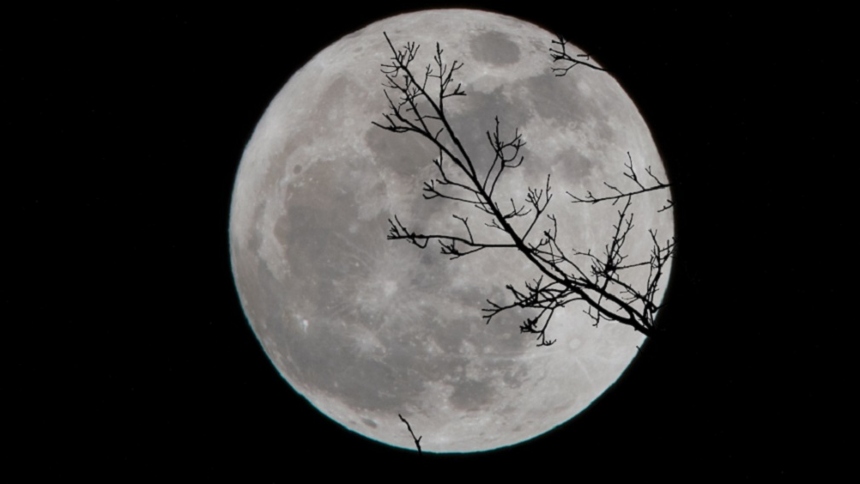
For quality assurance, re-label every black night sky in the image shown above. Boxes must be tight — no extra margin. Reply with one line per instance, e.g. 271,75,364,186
6,3,853,479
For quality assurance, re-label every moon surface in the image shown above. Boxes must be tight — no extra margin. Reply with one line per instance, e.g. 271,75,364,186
230,9,672,452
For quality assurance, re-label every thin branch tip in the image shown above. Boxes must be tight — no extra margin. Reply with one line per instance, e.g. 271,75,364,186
399,414,422,455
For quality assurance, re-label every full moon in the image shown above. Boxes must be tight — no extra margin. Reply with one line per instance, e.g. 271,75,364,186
230,9,672,452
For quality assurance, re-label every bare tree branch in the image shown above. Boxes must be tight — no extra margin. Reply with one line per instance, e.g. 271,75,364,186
399,414,422,455
567,152,673,209
549,35,605,76
375,33,675,344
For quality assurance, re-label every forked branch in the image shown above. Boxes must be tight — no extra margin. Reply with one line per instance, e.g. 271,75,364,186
398,414,422,455
376,34,675,344
567,152,673,212
550,35,605,76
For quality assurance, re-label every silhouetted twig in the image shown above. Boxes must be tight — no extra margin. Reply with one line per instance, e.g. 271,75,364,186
549,35,605,76
375,33,675,343
399,414,422,455
567,152,673,211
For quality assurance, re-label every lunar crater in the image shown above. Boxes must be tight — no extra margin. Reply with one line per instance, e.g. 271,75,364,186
470,31,521,65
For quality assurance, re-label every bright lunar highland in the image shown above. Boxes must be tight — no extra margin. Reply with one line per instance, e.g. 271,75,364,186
230,9,673,452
